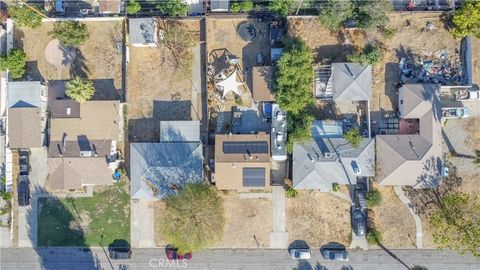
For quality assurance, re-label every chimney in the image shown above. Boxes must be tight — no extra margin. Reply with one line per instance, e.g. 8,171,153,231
66,106,71,115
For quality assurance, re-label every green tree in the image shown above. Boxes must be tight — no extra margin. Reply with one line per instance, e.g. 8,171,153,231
66,76,95,103
0,49,27,79
269,0,294,17
286,111,314,153
160,183,224,254
127,0,141,14
157,0,188,16
8,5,42,28
342,128,362,148
451,0,480,38
230,0,254,13
318,0,354,31
366,189,382,208
429,192,480,256
49,21,89,47
474,150,480,167
347,43,381,65
353,0,391,30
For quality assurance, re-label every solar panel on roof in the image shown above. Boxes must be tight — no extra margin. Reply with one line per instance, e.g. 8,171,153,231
223,141,268,154
243,168,265,187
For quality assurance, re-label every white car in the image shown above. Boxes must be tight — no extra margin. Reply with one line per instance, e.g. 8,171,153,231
289,249,311,260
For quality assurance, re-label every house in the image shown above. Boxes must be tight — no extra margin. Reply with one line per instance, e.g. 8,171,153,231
129,18,157,47
99,0,121,14
252,66,274,103
376,84,443,187
214,133,271,190
130,121,203,199
293,120,374,191
7,81,44,149
315,63,372,101
47,100,121,191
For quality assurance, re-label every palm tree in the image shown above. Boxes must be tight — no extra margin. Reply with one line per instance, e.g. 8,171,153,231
474,150,480,167
66,76,95,103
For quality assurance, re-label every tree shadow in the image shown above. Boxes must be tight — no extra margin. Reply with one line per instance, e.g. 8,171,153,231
24,61,43,82
26,185,101,269
69,48,89,78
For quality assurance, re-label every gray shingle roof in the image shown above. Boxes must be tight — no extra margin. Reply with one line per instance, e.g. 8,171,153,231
8,81,42,108
332,63,372,101
160,121,200,142
130,142,203,199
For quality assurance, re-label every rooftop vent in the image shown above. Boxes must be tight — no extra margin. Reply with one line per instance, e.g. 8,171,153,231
324,152,334,158
66,106,71,115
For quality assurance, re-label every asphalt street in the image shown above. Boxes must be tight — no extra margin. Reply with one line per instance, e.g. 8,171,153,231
1,248,479,270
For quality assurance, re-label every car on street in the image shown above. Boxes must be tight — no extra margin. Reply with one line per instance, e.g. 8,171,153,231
352,209,366,236
289,248,311,260
321,249,349,261
166,247,192,261
18,180,30,206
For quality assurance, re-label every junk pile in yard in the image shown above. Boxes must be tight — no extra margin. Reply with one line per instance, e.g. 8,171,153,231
399,49,466,85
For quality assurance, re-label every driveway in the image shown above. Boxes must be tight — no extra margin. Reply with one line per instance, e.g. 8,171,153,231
17,147,47,247
131,199,155,248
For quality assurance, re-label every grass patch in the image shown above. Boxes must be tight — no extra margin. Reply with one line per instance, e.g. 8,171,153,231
38,181,130,246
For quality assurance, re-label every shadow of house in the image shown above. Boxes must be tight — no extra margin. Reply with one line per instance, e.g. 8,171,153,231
27,185,101,269
24,61,43,82
384,62,400,109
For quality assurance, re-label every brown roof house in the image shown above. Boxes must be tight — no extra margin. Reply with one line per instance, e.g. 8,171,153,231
7,81,44,149
99,0,121,14
376,84,443,187
47,100,121,191
214,133,271,190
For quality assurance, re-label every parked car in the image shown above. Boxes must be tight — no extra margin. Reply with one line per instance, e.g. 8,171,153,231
289,248,311,260
166,247,192,261
108,239,132,259
321,249,349,261
18,181,30,206
352,209,366,236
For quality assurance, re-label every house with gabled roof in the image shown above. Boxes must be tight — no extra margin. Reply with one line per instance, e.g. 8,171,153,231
293,120,374,191
376,84,443,187
130,121,203,199
7,81,44,149
47,95,121,191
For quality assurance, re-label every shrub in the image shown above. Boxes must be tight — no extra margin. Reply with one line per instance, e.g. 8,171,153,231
157,0,188,16
8,5,42,28
286,186,298,198
49,21,89,47
366,189,382,208
0,191,12,201
127,0,141,14
366,228,382,244
381,26,396,40
231,1,253,13
342,128,362,148
0,48,27,79
347,43,381,65
332,183,340,192
269,0,293,17
66,76,95,103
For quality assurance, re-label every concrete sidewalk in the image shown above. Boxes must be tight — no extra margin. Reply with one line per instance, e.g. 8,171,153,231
270,186,288,248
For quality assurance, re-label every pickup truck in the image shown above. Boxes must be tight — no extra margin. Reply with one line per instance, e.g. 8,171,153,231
441,107,470,119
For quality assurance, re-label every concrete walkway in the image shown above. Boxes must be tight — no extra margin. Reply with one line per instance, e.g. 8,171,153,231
131,199,156,248
270,186,288,248
394,186,423,249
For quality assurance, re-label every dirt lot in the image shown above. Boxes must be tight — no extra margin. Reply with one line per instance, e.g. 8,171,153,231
287,191,351,248
371,186,416,249
127,19,202,142
288,13,461,113
14,21,123,100
154,194,272,248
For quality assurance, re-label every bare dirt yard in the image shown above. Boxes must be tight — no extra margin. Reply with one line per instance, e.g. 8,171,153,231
154,194,272,248
14,21,124,100
127,19,202,142
371,186,416,249
287,13,462,112
287,191,351,248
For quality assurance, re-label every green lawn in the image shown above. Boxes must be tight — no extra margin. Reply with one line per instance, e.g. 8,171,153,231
38,181,130,247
